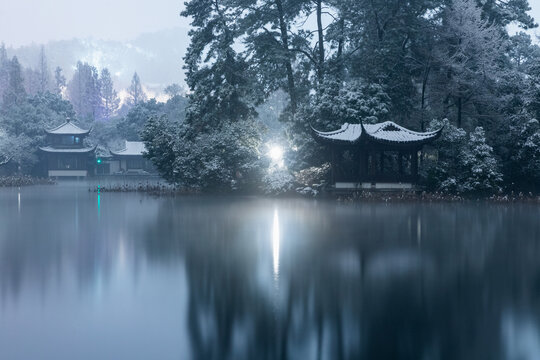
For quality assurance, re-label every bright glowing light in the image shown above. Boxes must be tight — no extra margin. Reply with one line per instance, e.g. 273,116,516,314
269,145,283,161
272,208,280,278
268,145,284,168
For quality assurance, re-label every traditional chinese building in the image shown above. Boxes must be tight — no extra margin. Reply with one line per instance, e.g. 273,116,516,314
39,119,96,178
109,141,156,174
311,120,442,190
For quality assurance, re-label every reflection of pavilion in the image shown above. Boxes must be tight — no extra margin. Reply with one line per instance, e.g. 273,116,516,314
312,121,442,190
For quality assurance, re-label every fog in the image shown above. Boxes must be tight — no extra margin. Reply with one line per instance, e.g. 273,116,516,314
1,0,539,48
0,0,187,47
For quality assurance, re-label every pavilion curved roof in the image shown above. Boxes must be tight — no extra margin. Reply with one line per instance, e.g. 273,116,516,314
39,145,96,153
311,121,442,147
45,120,90,135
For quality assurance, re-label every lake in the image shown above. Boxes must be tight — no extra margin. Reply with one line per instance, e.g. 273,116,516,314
1,184,539,360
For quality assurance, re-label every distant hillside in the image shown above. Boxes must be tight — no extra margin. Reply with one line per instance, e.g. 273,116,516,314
5,27,190,96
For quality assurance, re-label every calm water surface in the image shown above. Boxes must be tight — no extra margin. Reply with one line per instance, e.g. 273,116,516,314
1,184,540,360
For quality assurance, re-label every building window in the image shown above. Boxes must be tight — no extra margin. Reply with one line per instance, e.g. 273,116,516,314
60,136,75,145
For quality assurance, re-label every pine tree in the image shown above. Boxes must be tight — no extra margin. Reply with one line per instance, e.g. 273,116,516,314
182,0,257,130
140,0,264,190
37,46,50,93
460,127,503,194
433,0,504,128
67,61,101,121
128,72,146,106
3,57,26,106
99,68,119,120
513,119,540,191
23,67,41,95
0,43,10,104
54,66,66,95
234,0,305,112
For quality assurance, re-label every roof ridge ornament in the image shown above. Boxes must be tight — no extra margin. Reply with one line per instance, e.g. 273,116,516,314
359,118,367,134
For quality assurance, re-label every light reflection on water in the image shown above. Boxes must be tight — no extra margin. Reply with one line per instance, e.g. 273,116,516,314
0,184,539,360
272,208,280,280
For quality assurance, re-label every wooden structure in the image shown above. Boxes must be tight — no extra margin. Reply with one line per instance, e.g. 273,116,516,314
311,121,442,190
39,119,96,178
109,141,156,175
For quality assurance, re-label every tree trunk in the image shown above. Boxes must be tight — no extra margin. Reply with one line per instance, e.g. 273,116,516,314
335,16,345,80
457,96,462,128
275,0,297,113
420,65,430,132
316,0,325,85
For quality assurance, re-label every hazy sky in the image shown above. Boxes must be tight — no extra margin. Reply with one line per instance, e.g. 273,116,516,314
0,0,187,47
0,0,539,47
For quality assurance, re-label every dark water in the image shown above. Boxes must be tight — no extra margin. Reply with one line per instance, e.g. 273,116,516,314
1,185,540,360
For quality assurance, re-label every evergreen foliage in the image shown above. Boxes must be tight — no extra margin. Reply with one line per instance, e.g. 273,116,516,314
99,68,120,120
67,62,101,121
128,72,147,106
424,120,503,194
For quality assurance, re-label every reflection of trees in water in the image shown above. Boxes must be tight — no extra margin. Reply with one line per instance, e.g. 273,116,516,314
1,192,540,359
146,200,540,360
0,191,159,300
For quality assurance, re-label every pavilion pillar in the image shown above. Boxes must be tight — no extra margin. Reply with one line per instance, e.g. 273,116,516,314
359,150,368,182
379,151,384,174
411,150,419,182
398,152,403,175
331,149,336,185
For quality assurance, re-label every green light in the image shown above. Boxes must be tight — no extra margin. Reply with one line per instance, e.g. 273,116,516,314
97,158,102,164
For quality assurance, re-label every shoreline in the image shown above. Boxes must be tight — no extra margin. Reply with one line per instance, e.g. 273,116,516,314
88,182,540,203
2,178,538,203
0,175,56,187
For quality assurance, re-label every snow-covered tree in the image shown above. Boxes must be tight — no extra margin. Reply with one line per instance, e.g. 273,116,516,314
164,83,183,98
141,114,178,183
2,57,26,107
262,167,295,195
0,92,75,171
432,0,504,128
424,119,502,194
459,127,503,194
512,118,540,191
423,118,468,192
141,0,266,191
171,119,263,191
67,62,101,121
54,66,66,96
128,72,146,106
99,68,119,120
23,68,41,96
37,46,50,93
117,99,163,141
0,44,10,104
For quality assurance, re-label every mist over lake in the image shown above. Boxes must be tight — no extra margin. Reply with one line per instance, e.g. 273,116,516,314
0,185,539,359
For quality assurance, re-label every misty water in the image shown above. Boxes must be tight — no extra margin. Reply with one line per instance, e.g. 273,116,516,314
1,184,540,360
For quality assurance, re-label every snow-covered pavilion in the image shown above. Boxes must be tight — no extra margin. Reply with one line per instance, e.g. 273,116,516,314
311,120,442,190
109,141,156,174
39,119,95,178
